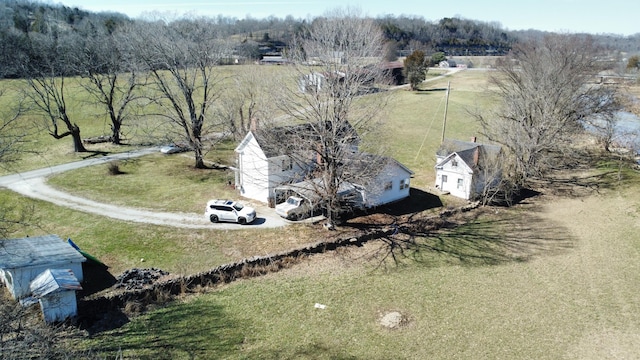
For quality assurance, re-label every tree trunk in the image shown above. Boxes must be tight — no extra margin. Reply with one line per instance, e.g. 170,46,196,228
194,147,206,169
71,124,87,152
111,120,121,145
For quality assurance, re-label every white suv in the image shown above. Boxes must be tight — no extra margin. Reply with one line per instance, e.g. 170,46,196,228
205,199,256,224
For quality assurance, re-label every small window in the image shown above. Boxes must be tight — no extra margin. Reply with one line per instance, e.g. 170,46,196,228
442,175,448,183
400,178,409,190
384,181,392,191
457,178,464,189
281,158,293,171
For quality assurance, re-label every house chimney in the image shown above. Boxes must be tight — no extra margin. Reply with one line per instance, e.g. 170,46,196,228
470,136,477,143
250,117,259,132
473,147,480,166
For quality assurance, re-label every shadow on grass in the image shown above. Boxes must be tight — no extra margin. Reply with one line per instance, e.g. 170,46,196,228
344,187,443,225
362,207,576,268
80,150,110,159
89,298,245,359
414,87,449,93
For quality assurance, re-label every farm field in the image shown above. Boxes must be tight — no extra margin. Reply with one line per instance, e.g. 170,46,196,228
1,66,639,358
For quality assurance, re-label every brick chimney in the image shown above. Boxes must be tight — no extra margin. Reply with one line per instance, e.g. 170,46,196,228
250,117,259,132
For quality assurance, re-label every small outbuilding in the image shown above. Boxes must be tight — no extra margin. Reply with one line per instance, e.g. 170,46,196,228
29,268,82,323
0,235,85,299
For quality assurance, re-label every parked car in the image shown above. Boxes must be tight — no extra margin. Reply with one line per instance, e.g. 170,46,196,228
204,199,256,224
160,143,191,154
275,195,316,221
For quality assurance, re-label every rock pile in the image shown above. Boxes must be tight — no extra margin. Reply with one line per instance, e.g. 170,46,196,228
115,268,169,291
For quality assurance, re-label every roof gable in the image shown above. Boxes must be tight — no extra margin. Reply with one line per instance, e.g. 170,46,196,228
0,235,86,269
436,139,502,170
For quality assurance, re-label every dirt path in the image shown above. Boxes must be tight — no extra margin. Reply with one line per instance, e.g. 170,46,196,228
0,148,287,229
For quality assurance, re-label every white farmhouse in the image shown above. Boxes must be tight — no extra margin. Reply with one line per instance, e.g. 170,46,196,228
435,139,502,200
234,123,412,208
234,125,313,205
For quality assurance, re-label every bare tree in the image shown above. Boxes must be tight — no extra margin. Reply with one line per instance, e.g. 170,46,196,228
128,17,231,168
215,65,276,140
22,32,88,152
268,8,393,226
475,34,619,188
0,89,36,239
74,21,144,145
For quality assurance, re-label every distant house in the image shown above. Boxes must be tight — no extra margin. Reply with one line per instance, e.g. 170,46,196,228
259,55,290,65
439,59,457,68
435,138,503,200
0,235,85,299
29,268,82,323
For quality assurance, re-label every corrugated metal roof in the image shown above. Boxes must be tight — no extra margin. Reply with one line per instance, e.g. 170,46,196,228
30,268,82,297
0,235,86,269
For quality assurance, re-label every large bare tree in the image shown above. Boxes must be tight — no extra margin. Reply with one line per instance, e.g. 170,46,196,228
216,65,276,141
129,17,230,168
475,34,619,188
0,89,35,238
267,8,393,226
22,32,87,152
75,21,144,145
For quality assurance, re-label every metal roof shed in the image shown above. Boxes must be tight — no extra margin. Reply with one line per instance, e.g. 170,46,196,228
29,268,82,323
0,235,86,299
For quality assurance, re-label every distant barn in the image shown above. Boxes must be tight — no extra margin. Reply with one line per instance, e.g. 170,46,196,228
0,235,85,299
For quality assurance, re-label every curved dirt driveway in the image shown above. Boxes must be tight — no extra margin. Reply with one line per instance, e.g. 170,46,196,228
0,148,287,229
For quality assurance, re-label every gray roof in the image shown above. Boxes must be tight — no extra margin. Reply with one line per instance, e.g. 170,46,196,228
251,122,360,158
30,268,82,297
0,235,86,269
437,139,502,168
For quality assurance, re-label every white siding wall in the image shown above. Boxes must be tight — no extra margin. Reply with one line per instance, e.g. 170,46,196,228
39,291,78,323
237,136,270,203
362,162,412,207
435,155,473,200
2,263,83,299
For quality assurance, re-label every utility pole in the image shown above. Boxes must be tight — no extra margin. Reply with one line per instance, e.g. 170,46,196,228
441,81,450,143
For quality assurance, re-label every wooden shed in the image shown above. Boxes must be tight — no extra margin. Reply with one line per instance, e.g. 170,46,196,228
29,268,82,323
0,235,85,299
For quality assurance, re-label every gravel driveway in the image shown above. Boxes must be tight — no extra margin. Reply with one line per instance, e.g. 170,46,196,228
0,148,287,229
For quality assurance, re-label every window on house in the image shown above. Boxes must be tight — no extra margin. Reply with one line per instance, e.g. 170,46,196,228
442,175,448,183
452,159,458,167
400,178,410,190
384,181,392,191
457,178,464,189
281,158,292,172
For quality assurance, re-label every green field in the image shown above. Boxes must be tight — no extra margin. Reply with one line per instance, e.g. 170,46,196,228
2,67,639,358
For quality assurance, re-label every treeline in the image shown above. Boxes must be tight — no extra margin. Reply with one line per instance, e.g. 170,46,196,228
1,0,639,79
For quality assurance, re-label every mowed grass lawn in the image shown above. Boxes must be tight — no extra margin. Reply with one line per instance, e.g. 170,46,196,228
84,181,640,359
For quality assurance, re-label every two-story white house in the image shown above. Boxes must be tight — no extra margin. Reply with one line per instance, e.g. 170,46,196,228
234,125,313,206
234,122,412,208
435,138,502,200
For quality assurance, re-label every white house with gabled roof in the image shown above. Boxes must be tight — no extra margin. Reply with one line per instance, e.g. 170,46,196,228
435,138,503,200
